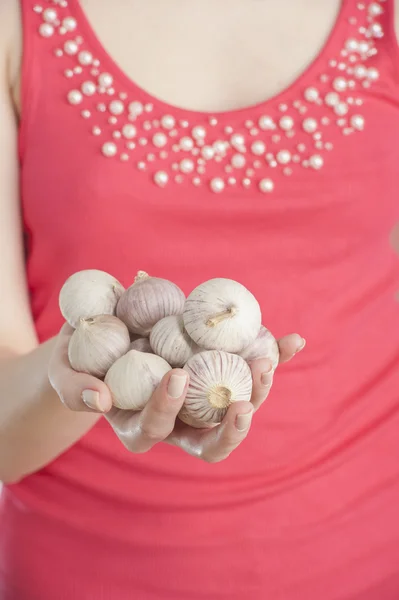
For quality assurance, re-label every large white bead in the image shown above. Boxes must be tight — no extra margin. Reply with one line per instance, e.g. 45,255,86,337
153,132,167,147
304,87,319,102
354,65,367,79
154,171,169,187
367,68,379,81
325,92,340,106
276,150,291,164
279,116,294,131
67,90,83,105
370,23,383,38
334,102,348,116
302,118,318,133
350,115,365,130
129,101,143,116
122,124,137,139
259,178,274,193
213,140,229,154
78,51,93,66
161,115,176,130
39,23,54,37
81,81,96,96
179,137,194,151
369,2,383,16
251,141,266,156
210,177,225,193
180,159,194,173
258,115,275,130
64,40,79,56
192,126,206,140
98,73,114,88
333,77,347,92
63,17,77,31
109,100,125,115
102,142,117,157
43,8,58,22
231,133,245,149
231,154,246,168
345,38,359,52
309,155,324,169
201,146,215,160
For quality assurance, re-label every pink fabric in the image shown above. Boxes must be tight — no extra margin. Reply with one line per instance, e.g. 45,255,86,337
1,0,399,597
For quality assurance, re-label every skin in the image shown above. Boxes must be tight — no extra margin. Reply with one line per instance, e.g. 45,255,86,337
0,0,397,482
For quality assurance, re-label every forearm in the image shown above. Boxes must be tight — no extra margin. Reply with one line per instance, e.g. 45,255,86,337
0,339,99,484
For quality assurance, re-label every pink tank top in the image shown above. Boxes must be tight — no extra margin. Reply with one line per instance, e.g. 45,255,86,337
1,1,399,598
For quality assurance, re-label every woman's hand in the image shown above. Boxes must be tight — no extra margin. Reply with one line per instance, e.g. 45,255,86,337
49,324,305,463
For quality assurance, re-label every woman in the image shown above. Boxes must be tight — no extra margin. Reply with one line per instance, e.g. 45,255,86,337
0,0,398,598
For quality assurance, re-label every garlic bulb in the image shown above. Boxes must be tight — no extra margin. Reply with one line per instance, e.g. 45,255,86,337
179,350,252,428
183,278,262,353
105,350,171,410
129,337,153,353
239,326,280,370
60,269,124,328
150,315,199,367
116,271,185,336
68,315,130,378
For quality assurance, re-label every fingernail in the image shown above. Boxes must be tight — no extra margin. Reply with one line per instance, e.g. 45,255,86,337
82,390,101,411
236,408,253,432
167,373,187,398
297,338,306,352
261,370,272,386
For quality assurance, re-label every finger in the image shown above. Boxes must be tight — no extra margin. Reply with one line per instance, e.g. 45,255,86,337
167,401,254,463
278,333,306,363
48,323,112,413
106,369,188,453
249,358,274,411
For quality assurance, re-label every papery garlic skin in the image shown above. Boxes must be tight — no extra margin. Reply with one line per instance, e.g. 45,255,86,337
239,326,279,370
129,337,153,353
60,269,124,328
68,315,130,378
150,315,199,367
180,350,252,427
116,271,185,336
105,350,171,410
183,278,261,353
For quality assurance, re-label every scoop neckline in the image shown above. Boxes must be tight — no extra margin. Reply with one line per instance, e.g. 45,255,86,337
68,0,348,121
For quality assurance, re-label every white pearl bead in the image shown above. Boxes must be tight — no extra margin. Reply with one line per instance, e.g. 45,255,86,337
213,140,229,154
279,116,294,131
81,81,96,96
102,142,117,157
258,115,275,130
43,8,58,23
333,77,347,92
259,178,274,193
179,137,194,151
161,115,176,130
122,124,137,139
129,101,143,116
345,38,358,52
231,134,245,149
325,92,340,107
210,177,225,193
309,155,324,170
63,17,77,31
369,2,382,16
78,51,93,66
149,132,165,147
231,154,246,169
276,150,291,164
64,41,79,56
358,41,369,54
154,171,169,187
192,126,206,140
370,23,383,38
367,68,379,81
350,115,365,130
251,141,266,156
39,23,54,37
302,118,318,133
334,102,348,116
109,100,124,115
304,87,319,102
354,65,367,79
98,73,114,88
67,90,83,105
180,159,194,174
201,146,215,160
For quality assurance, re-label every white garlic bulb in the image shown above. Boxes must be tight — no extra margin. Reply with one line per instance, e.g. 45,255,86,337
183,278,262,353
150,315,199,367
68,315,130,378
105,350,171,410
179,350,252,428
239,326,280,370
129,337,153,353
116,271,185,336
60,269,125,328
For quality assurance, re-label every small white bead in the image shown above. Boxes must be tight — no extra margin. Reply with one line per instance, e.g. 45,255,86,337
201,146,215,160
354,65,367,79
122,124,137,139
192,126,206,140
370,23,383,38
309,155,324,170
98,73,114,88
367,68,379,81
231,154,246,169
350,115,365,130
276,150,291,164
67,90,83,105
78,51,93,66
334,103,348,116
251,141,266,156
43,8,58,23
258,116,275,130
102,142,117,158
231,133,245,149
358,41,370,54
279,116,294,131
161,115,176,130
303,118,318,133
129,101,143,116
224,126,234,135
179,136,194,151
242,178,251,188
39,23,54,37
109,100,124,115
209,118,218,126
345,38,359,52
151,132,167,147
333,77,347,92
64,40,78,55
180,159,194,174
210,177,225,193
81,81,96,96
369,2,383,16
304,87,319,102
259,178,274,193
63,17,77,31
92,126,101,136
154,171,169,187
213,140,229,154
325,92,340,107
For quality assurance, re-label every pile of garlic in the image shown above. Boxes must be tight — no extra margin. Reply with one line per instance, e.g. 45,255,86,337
59,269,279,428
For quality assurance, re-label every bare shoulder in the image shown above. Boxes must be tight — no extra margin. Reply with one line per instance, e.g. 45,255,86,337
0,1,22,109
